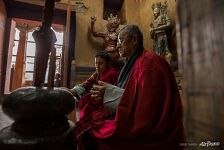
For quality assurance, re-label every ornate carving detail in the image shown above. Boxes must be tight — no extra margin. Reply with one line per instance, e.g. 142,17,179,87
90,14,121,61
107,14,120,27
150,1,173,64
152,2,161,11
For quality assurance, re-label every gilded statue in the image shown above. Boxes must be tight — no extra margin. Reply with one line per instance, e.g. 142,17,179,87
150,1,172,63
90,14,120,61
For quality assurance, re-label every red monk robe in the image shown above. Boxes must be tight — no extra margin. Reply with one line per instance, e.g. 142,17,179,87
75,66,118,148
83,51,184,150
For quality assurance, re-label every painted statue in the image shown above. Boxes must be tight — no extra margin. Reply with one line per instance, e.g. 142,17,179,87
150,1,172,63
90,14,120,62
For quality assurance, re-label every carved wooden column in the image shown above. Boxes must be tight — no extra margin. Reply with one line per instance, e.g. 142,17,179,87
32,0,57,87
0,0,76,150
62,0,71,87
3,20,16,94
11,26,27,91
48,46,56,87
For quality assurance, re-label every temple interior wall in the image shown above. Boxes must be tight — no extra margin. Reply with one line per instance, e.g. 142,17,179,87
75,0,177,67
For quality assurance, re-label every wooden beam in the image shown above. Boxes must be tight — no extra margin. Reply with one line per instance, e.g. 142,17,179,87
62,1,71,87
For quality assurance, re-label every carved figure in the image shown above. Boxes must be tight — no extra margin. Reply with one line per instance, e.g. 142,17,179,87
150,1,172,61
90,14,120,61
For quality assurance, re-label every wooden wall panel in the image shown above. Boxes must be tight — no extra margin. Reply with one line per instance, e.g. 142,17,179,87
178,0,224,148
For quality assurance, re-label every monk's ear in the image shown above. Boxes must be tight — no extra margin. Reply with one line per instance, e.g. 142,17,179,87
132,35,138,46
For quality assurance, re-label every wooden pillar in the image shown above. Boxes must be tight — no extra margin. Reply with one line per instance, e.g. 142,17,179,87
62,1,71,87
3,19,16,94
48,46,56,87
1,18,12,95
32,0,57,87
12,26,27,91
9,64,14,91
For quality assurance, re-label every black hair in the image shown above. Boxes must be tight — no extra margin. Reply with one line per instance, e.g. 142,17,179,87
95,50,111,63
119,25,144,51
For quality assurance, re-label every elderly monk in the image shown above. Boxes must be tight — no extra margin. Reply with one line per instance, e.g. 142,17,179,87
81,25,184,150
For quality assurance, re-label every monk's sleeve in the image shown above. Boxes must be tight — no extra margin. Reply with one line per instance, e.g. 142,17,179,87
70,72,98,99
103,84,124,112
70,84,86,100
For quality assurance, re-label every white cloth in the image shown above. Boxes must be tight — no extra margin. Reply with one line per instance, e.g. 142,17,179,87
103,84,124,112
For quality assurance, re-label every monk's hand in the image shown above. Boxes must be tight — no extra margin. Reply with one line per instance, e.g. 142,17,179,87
90,81,108,100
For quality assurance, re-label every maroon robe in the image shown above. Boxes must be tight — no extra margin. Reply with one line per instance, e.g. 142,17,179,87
78,66,118,118
82,50,184,150
75,66,119,148
80,66,118,94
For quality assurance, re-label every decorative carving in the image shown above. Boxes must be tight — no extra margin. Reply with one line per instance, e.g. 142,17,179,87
90,14,124,70
107,13,120,28
32,0,57,87
90,14,120,60
150,1,173,64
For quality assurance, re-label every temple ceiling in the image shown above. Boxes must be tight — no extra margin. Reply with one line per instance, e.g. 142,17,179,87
13,0,124,11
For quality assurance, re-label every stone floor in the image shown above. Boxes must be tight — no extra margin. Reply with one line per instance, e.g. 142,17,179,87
0,105,13,130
